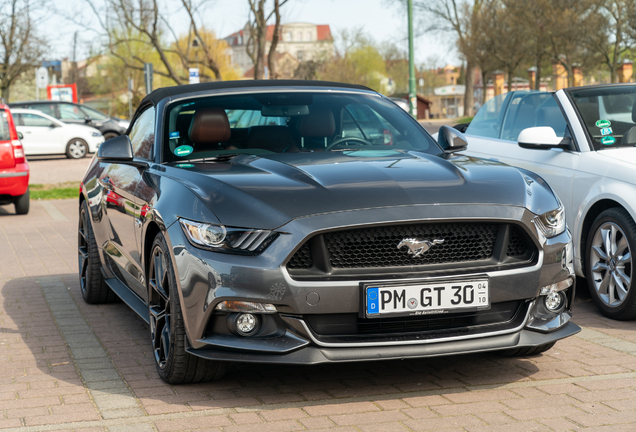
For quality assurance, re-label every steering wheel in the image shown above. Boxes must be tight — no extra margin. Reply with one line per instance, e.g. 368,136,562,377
325,136,372,151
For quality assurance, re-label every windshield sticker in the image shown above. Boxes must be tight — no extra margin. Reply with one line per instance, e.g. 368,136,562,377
596,119,611,128
169,131,180,139
601,136,616,145
174,145,193,157
600,127,613,136
176,163,194,168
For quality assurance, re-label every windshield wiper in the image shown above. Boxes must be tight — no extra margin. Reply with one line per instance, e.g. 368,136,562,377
180,153,243,163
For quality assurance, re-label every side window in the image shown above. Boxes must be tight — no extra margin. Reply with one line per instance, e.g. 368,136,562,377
59,104,84,120
30,104,56,117
535,97,567,138
129,107,155,160
465,93,510,139
500,93,551,141
21,113,56,127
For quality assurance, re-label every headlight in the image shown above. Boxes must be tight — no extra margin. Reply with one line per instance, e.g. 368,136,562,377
534,206,566,238
179,218,277,254
91,132,102,137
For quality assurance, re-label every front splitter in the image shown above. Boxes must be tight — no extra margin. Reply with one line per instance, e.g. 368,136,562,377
186,321,581,365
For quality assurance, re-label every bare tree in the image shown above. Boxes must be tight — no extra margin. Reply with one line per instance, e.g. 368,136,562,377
180,0,223,79
587,0,631,83
0,0,46,100
246,0,288,79
412,0,487,116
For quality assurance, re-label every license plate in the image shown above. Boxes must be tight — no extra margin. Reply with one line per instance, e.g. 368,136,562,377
365,279,489,317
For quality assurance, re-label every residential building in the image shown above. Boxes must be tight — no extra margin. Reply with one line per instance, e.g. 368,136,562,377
224,22,334,76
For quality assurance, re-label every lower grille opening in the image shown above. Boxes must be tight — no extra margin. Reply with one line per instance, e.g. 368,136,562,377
304,300,525,339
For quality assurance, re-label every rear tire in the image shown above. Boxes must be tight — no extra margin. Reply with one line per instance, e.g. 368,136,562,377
66,138,88,159
498,342,555,357
148,233,227,384
79,200,117,304
14,189,29,215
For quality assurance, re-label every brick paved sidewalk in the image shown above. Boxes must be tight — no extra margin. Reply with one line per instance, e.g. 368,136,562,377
1,199,636,431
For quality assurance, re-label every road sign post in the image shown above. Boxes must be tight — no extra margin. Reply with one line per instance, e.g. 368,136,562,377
144,63,153,95
189,68,200,84
36,67,48,100
408,0,417,118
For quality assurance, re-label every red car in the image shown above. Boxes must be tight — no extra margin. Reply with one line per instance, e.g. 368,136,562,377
0,104,29,214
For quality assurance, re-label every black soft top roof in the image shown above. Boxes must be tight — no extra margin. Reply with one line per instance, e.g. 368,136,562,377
140,80,373,106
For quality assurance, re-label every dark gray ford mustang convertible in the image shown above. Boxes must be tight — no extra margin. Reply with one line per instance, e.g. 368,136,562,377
78,80,580,383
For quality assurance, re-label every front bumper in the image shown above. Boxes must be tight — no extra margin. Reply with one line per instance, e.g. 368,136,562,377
167,204,577,363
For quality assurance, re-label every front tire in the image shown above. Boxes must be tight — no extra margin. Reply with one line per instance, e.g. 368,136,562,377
585,208,636,320
148,233,227,384
78,200,117,304
14,189,29,215
66,138,88,159
103,132,119,141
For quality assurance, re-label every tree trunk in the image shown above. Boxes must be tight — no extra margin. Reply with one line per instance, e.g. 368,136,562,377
481,69,489,104
1,86,9,102
267,0,281,79
507,69,513,92
535,58,542,90
464,61,474,117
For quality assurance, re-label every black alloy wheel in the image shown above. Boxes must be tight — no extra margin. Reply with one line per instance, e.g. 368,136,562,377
78,200,116,304
585,208,636,320
147,233,227,383
148,242,171,371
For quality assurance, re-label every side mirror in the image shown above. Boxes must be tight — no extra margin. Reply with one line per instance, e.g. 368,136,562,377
98,135,133,161
84,115,92,124
518,127,570,150
17,131,23,140
438,125,468,153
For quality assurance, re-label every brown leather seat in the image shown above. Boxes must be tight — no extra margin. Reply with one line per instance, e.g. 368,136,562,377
188,107,231,149
298,108,336,149
246,126,296,153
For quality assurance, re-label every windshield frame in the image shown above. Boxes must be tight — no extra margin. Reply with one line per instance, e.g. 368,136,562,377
565,84,636,151
158,88,441,164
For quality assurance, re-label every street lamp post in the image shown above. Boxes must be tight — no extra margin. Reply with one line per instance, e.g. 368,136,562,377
408,0,417,118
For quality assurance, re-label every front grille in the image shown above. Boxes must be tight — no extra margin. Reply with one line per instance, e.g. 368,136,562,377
507,225,531,257
304,300,526,341
287,242,313,269
325,223,498,268
286,222,537,280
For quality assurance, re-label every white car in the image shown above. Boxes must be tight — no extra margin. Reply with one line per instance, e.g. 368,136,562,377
450,84,636,320
12,108,105,159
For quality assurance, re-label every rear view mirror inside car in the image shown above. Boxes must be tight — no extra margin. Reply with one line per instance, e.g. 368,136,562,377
261,105,309,116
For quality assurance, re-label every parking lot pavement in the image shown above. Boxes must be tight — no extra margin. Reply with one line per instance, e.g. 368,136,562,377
26,156,92,185
1,199,636,431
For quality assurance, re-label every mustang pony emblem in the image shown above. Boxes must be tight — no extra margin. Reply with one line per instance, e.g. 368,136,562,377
397,238,445,257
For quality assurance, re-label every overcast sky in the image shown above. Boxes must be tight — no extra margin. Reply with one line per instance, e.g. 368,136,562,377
46,0,459,68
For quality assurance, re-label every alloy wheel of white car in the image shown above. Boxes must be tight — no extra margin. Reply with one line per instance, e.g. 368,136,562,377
587,208,636,320
67,139,88,159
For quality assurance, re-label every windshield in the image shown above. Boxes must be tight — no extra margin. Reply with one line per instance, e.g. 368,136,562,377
163,92,438,163
568,85,636,150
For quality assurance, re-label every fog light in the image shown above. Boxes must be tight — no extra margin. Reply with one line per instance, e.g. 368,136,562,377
544,291,565,312
235,313,259,336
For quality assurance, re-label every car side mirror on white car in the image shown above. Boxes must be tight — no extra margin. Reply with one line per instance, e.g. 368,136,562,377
518,127,570,150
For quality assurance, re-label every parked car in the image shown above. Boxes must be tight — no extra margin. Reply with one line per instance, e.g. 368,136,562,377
9,101,128,141
11,109,104,159
79,80,578,384
459,84,636,320
0,104,29,214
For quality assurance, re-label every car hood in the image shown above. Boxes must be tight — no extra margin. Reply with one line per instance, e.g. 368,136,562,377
595,147,636,166
166,150,557,229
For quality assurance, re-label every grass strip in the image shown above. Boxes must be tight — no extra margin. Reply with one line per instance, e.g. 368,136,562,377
30,182,80,200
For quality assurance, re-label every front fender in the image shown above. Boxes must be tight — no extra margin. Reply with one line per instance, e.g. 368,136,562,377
573,178,636,276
